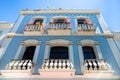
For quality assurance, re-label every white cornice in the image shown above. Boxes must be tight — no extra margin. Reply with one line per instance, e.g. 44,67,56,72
20,9,100,15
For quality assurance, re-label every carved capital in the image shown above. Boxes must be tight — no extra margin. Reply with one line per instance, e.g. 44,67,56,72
46,41,50,45
37,41,41,45
78,42,82,45
68,41,72,45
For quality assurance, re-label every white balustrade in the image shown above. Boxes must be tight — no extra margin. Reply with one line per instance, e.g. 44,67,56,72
41,59,74,70
48,23,71,29
77,24,95,31
24,24,42,31
6,59,33,70
84,59,110,70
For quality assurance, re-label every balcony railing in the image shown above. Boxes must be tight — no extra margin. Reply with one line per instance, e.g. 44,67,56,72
6,59,33,70
24,24,43,35
84,59,110,70
41,59,74,69
24,24,42,31
48,23,71,29
77,24,96,35
77,24,95,31
47,23,71,35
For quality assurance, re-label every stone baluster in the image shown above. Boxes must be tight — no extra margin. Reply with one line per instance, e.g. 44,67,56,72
58,60,62,69
54,60,58,69
18,60,24,70
22,60,28,70
63,60,66,69
8,60,16,70
50,59,54,69
13,60,20,70
27,60,32,69
45,59,49,69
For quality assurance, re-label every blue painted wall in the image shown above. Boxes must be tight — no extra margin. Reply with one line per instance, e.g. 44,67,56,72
16,13,102,34
0,35,120,75
0,13,120,76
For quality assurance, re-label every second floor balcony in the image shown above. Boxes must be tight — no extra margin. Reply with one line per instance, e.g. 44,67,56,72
48,23,72,35
39,59,75,77
24,24,43,35
77,24,96,35
6,59,33,70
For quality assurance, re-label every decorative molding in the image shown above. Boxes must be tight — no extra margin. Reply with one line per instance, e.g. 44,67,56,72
46,41,50,45
23,39,40,46
74,16,89,19
19,42,25,45
49,39,70,47
20,9,100,15
77,42,82,45
80,39,98,46
68,41,73,45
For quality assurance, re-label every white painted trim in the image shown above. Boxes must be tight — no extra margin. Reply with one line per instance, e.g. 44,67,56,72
32,44,41,74
11,15,25,33
33,43,41,63
14,43,25,59
80,39,103,59
50,16,70,22
78,43,84,74
32,16,46,19
20,9,100,15
96,14,110,33
44,42,50,59
74,16,89,19
68,43,74,66
44,39,74,65
95,45,103,59
107,38,120,68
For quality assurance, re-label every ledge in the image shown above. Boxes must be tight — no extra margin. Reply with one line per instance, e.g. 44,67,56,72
39,69,75,78
20,9,100,15
1,70,32,78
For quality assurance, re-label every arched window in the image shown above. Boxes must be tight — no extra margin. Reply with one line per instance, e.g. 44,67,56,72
82,46,96,60
50,46,68,59
22,46,36,60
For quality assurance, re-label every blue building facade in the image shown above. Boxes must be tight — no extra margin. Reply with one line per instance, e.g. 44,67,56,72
0,9,120,80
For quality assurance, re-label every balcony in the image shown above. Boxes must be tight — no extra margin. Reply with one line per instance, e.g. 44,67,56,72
48,23,72,35
1,59,33,77
83,59,113,76
77,24,96,35
24,24,43,35
39,59,75,78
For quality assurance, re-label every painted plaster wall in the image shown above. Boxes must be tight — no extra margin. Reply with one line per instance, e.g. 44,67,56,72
0,35,120,75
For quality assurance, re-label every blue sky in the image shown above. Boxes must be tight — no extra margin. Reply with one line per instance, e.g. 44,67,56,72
0,0,120,31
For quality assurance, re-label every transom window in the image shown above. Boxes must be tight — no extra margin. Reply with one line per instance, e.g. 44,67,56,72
54,19,65,23
50,46,68,59
82,46,96,60
77,19,86,24
22,46,36,60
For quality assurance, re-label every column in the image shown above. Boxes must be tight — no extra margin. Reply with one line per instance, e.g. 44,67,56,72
32,41,41,74
44,41,50,59
94,42,103,59
78,42,84,74
68,42,74,66
33,41,41,64
14,42,25,59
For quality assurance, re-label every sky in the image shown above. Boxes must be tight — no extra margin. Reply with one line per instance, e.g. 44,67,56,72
0,0,120,32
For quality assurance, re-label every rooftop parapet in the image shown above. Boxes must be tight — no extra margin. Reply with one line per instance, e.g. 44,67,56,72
20,8,100,15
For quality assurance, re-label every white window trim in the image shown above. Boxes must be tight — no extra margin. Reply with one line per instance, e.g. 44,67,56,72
44,39,74,65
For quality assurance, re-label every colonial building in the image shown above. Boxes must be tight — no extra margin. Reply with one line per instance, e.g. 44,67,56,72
0,9,120,80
